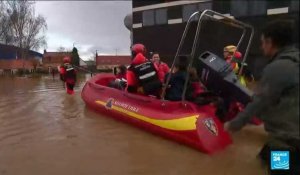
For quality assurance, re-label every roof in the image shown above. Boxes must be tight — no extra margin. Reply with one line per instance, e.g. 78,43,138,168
43,52,71,57
0,59,35,69
0,43,43,60
43,52,71,64
96,55,131,65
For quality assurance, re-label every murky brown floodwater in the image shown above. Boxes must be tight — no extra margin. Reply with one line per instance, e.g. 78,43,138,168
0,74,268,175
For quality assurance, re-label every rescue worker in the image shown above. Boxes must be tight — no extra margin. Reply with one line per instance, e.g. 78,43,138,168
151,52,170,83
126,44,162,96
224,45,254,87
59,56,77,95
225,20,299,174
223,45,243,73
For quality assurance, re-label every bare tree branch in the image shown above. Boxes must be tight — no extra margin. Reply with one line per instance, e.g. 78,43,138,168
0,0,47,52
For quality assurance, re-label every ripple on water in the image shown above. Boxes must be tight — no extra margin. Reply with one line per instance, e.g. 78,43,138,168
0,74,268,175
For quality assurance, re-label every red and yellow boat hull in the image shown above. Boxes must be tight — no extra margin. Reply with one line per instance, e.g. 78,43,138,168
81,74,232,154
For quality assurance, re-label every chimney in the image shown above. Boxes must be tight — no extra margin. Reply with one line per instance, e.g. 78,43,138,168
95,50,98,63
44,49,47,54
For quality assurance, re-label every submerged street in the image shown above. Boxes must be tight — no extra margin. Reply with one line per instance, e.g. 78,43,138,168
0,75,268,175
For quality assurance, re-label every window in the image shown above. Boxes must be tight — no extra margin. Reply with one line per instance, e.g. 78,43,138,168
142,10,154,26
290,0,299,12
230,0,248,17
155,8,167,25
213,0,231,14
133,12,142,24
182,4,198,22
248,1,267,16
198,2,212,12
231,0,267,17
168,5,182,19
267,0,290,9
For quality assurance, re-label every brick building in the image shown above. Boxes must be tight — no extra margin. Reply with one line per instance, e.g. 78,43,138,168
96,54,131,71
42,50,71,72
0,44,42,75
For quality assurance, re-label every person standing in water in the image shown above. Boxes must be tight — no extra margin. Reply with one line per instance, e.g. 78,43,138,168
225,20,299,174
59,56,77,95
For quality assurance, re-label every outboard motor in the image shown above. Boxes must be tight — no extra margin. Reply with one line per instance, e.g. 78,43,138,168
195,51,253,106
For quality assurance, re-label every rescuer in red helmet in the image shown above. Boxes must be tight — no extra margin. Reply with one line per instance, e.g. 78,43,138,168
59,56,77,95
126,43,161,97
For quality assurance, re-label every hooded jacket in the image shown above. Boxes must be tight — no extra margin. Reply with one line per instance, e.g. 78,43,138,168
229,46,299,140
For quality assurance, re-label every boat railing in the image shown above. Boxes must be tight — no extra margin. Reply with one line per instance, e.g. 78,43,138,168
160,9,254,104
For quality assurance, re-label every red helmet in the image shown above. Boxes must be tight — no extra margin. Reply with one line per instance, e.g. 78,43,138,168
63,56,71,63
234,51,242,60
131,43,146,55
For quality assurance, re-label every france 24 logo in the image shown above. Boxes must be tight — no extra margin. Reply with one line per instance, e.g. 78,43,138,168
270,151,290,170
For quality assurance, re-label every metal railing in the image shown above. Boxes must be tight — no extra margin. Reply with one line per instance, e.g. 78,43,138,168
160,10,255,103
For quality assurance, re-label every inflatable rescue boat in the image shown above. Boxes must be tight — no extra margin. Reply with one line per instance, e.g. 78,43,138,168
81,10,258,154
81,73,232,154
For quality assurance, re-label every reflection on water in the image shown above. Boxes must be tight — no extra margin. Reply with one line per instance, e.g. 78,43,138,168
0,74,268,175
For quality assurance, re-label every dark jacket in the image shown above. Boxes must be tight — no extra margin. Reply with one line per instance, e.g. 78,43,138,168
229,46,299,140
164,71,193,101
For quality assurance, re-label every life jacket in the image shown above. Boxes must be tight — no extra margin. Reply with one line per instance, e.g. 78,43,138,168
63,64,76,80
129,61,161,95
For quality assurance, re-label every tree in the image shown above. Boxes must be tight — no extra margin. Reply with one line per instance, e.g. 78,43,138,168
5,0,47,52
71,47,80,67
0,0,47,74
0,1,11,44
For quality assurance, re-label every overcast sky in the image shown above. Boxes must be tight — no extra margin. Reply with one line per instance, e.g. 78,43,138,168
35,1,132,60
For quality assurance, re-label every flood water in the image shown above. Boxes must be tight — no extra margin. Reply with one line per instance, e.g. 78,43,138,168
0,74,268,175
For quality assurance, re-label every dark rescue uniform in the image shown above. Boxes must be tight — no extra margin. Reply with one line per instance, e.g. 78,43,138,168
64,64,76,81
60,63,76,94
128,61,162,96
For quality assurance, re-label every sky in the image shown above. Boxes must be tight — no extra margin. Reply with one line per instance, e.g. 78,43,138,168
34,1,132,61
